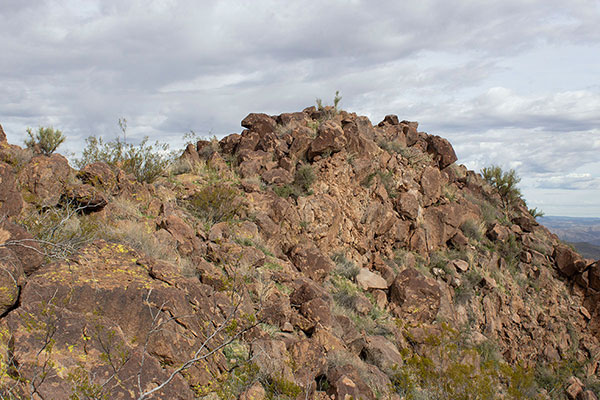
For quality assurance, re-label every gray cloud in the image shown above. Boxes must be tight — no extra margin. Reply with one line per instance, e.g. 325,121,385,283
1,0,599,216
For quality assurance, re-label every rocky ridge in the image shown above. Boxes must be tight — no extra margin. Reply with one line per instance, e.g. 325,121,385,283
0,106,599,399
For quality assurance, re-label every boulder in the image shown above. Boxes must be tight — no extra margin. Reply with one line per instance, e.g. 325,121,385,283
289,244,335,282
0,124,6,143
487,223,510,242
395,190,420,220
588,261,600,291
361,335,403,372
77,162,118,193
356,268,388,290
18,154,71,206
426,135,457,169
261,168,293,185
326,365,376,400
0,162,23,217
420,166,443,206
64,184,108,211
389,267,441,324
241,113,276,135
0,221,44,275
307,121,347,160
553,244,586,277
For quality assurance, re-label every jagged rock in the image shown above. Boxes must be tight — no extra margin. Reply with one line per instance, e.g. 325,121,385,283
289,243,335,282
554,244,586,277
426,134,458,169
389,267,441,324
261,167,293,185
449,259,469,273
327,364,376,400
0,124,6,143
64,183,108,211
588,261,600,291
566,376,584,400
420,165,443,206
0,221,44,275
241,113,277,135
356,268,388,290
0,162,23,217
307,121,347,160
18,153,71,206
487,223,510,241
77,161,118,193
361,335,403,372
239,382,266,400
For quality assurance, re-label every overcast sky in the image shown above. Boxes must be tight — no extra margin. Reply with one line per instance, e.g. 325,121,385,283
1,0,599,217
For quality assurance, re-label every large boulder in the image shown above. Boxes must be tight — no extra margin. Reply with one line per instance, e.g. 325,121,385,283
288,243,335,282
0,221,44,275
426,135,457,169
18,154,71,206
77,162,118,193
0,162,23,217
241,113,276,135
389,267,441,324
553,244,586,277
307,121,347,160
2,241,232,399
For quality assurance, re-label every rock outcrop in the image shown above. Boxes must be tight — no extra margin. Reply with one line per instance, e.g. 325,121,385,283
0,108,599,399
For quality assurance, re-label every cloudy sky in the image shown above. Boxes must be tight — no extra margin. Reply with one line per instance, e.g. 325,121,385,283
1,0,599,217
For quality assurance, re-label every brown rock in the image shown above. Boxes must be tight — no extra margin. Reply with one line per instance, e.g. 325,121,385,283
77,162,118,193
565,376,584,400
289,244,335,282
307,121,347,160
0,221,44,275
239,382,266,400
395,190,420,220
18,154,71,206
0,124,6,143
0,162,23,217
553,244,586,277
219,133,241,154
580,391,599,400
587,261,600,290
426,135,457,169
512,215,538,232
362,335,403,372
241,113,276,135
356,268,388,290
0,245,24,316
420,166,443,206
487,223,510,242
65,183,108,211
449,231,469,248
389,268,441,324
327,365,376,400
379,114,400,126
261,167,293,185
449,259,469,273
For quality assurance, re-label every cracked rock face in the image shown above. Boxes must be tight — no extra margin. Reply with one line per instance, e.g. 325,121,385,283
0,108,599,399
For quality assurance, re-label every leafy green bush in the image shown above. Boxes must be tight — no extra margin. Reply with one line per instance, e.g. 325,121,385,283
481,165,522,211
76,136,172,183
273,165,315,199
25,126,66,155
187,183,241,226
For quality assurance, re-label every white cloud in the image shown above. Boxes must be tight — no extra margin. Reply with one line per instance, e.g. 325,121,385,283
0,0,599,216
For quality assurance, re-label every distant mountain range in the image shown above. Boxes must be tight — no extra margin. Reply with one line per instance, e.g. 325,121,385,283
539,216,600,259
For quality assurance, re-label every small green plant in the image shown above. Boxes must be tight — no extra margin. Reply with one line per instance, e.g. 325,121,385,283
481,165,522,211
315,91,342,117
528,207,544,219
272,164,315,199
187,183,241,227
76,135,172,183
25,126,66,155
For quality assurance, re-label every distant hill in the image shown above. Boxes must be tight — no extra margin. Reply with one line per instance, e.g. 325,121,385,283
539,215,600,246
569,241,600,260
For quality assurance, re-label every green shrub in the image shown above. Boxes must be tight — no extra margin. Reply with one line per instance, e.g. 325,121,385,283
528,207,544,219
187,183,241,226
273,165,315,199
76,136,172,183
460,219,484,242
25,126,66,155
481,165,522,211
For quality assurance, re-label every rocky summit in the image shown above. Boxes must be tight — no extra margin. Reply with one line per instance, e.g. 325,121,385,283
1,106,599,399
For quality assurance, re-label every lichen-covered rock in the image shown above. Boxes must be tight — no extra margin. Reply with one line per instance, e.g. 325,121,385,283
18,153,71,206
389,267,441,324
0,162,23,217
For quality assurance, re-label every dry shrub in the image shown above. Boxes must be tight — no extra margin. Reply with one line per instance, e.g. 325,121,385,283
187,183,241,226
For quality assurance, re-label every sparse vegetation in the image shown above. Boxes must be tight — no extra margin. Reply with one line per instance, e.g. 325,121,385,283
273,164,315,199
481,165,522,211
24,126,66,155
187,182,241,227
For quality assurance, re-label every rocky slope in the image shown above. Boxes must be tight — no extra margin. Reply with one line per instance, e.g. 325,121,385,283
1,108,600,399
